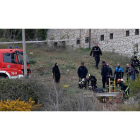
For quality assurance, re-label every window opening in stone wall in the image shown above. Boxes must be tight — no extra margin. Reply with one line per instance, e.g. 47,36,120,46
135,29,139,35
100,35,104,41
54,42,57,47
110,33,113,39
126,30,129,37
62,41,65,46
77,39,80,44
85,37,89,43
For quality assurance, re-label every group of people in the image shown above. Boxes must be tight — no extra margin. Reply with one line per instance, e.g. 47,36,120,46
77,43,140,90
52,43,140,91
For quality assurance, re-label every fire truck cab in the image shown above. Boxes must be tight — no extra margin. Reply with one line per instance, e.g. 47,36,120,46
0,47,31,79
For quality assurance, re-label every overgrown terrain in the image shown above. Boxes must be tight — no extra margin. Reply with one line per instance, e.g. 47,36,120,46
1,43,140,111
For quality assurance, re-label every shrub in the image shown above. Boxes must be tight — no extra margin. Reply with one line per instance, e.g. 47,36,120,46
29,59,37,64
0,98,41,111
0,78,103,111
117,76,140,111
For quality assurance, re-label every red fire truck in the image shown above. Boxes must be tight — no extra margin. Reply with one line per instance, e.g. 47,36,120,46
0,47,31,79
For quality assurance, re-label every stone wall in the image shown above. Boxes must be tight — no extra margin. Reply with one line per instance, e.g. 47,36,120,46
47,29,140,56
96,29,140,56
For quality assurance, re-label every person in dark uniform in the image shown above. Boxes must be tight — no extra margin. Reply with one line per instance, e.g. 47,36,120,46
131,56,140,76
106,63,113,76
87,74,97,91
52,63,61,83
114,64,124,85
101,61,108,88
106,63,113,86
90,43,102,69
77,62,88,79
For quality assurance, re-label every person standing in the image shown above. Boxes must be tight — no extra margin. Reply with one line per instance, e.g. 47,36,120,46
77,62,88,79
131,56,140,68
106,63,113,76
106,63,113,86
126,63,135,81
101,61,108,88
114,64,124,85
90,43,102,69
131,56,140,76
52,63,61,83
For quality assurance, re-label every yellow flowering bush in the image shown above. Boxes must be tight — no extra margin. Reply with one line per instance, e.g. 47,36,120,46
0,98,41,111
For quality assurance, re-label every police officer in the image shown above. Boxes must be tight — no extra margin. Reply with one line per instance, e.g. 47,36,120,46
90,43,102,69
77,62,88,80
106,63,113,86
101,61,108,88
131,56,140,68
131,56,140,75
114,63,124,85
106,63,113,76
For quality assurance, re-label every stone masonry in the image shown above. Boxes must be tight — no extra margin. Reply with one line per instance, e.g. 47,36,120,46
47,29,140,56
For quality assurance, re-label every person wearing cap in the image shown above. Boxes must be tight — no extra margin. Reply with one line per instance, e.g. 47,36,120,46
131,56,140,75
114,64,124,85
90,43,102,69
126,63,135,81
101,61,108,88
77,62,88,80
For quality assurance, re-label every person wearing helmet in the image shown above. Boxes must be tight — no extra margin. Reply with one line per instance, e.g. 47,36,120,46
114,63,124,85
101,61,108,88
87,74,97,91
90,43,102,69
79,78,87,89
77,62,88,81
126,63,135,81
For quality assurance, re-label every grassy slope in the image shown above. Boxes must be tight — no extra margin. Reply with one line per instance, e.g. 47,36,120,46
0,44,130,94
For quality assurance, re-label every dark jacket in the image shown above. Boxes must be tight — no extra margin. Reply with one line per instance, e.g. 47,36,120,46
52,63,60,79
87,75,97,86
77,66,88,78
126,66,135,76
101,65,108,76
107,66,113,76
90,46,102,57
89,75,97,82
131,59,140,68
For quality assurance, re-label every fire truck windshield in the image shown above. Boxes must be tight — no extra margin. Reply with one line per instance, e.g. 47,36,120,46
16,51,29,64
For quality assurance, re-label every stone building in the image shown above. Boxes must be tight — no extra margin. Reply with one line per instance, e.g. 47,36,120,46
47,29,140,56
